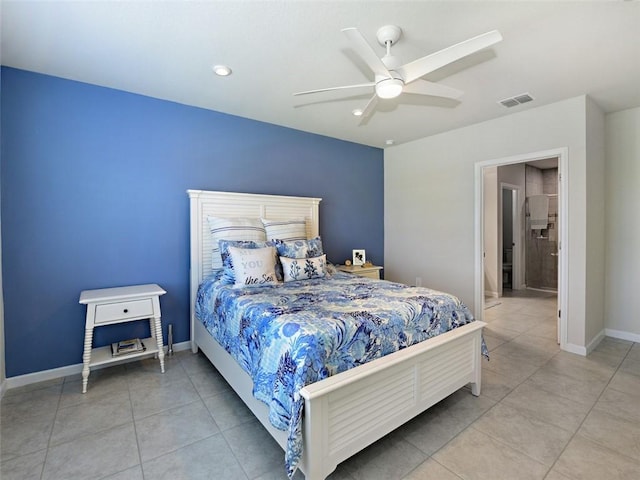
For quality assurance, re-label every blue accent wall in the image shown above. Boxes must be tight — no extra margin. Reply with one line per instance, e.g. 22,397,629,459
1,67,384,377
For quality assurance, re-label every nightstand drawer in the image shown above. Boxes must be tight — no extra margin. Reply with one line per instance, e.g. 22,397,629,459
94,298,154,324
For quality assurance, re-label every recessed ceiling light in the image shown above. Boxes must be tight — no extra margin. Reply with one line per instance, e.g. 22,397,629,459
213,65,232,76
352,109,363,116
386,140,395,146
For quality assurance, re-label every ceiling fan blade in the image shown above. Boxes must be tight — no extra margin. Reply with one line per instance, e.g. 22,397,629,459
402,79,464,99
342,27,392,77
358,95,379,125
397,30,502,84
293,82,375,96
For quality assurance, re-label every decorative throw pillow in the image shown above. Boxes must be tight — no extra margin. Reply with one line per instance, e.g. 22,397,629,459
207,217,266,270
280,255,327,282
228,246,279,287
219,239,278,284
275,236,324,259
261,218,307,242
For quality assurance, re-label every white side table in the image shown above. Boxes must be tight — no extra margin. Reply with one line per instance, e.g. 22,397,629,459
79,283,166,393
336,264,383,279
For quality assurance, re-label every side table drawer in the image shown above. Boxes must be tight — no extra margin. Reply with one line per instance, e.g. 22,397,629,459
359,270,380,280
95,298,154,324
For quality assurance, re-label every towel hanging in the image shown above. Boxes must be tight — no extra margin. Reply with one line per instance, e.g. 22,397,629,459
528,195,549,229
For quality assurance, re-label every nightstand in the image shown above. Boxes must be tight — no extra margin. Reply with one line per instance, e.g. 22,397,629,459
336,264,383,279
79,283,166,393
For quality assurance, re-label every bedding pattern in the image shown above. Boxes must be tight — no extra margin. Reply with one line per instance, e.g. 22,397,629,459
195,270,480,477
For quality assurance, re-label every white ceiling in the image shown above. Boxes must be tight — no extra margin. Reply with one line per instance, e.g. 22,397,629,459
2,1,639,149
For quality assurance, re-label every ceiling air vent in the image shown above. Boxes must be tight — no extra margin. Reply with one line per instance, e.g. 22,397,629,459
499,93,534,108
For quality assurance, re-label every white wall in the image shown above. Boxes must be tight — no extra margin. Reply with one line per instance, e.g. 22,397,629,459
604,106,640,339
585,98,606,346
385,96,595,351
483,166,499,297
498,163,526,289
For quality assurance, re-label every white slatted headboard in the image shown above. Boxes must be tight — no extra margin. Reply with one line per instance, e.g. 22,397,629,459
187,189,322,345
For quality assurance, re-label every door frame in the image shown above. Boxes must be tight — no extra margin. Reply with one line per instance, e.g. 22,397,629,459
499,183,522,294
474,147,568,350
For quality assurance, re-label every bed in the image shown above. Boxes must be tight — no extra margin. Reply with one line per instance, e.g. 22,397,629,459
188,189,485,480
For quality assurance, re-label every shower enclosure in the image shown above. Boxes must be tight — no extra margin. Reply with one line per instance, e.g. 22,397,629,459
525,165,558,291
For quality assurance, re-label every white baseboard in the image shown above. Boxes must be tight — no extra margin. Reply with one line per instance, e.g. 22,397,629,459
3,341,192,393
562,328,638,359
605,328,640,343
586,330,606,355
562,342,587,356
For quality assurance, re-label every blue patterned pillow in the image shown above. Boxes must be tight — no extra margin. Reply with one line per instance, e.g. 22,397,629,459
275,237,323,259
219,239,278,284
280,255,327,282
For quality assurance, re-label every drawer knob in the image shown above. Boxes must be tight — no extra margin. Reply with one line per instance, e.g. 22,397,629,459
123,309,129,313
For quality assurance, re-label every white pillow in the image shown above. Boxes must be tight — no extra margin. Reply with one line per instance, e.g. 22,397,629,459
261,218,307,241
228,245,279,287
207,217,266,270
280,255,327,282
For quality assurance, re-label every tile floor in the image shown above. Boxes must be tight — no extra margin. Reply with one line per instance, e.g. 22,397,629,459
2,289,640,479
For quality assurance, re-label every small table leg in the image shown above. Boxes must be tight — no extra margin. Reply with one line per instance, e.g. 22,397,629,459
82,328,93,393
153,316,165,373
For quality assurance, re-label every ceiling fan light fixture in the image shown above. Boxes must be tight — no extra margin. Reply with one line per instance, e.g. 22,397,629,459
212,65,232,76
375,78,403,99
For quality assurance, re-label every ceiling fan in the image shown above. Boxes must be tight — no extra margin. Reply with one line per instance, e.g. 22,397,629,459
294,25,502,123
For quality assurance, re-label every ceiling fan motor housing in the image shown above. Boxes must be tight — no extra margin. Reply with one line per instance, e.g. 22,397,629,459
376,25,402,46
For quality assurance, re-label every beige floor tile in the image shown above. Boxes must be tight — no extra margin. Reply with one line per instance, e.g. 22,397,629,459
135,399,220,462
188,367,233,398
501,381,591,433
483,351,539,386
222,419,287,479
0,411,54,462
129,376,201,420
0,384,61,423
101,465,144,480
477,368,515,401
433,427,548,480
594,387,640,423
42,423,139,480
481,333,506,351
399,405,472,455
491,338,557,368
627,343,640,361
472,402,572,466
59,366,129,408
341,434,427,480
202,388,255,431
141,433,248,479
579,408,640,461
403,458,462,480
123,355,187,391
50,390,132,446
527,367,607,407
543,351,617,384
608,368,640,398
554,434,640,480
482,323,521,343
0,448,46,480
591,337,633,359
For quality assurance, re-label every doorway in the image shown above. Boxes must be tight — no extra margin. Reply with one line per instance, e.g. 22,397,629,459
475,148,568,349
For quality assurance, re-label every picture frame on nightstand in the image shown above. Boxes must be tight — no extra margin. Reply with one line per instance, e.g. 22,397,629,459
352,249,366,266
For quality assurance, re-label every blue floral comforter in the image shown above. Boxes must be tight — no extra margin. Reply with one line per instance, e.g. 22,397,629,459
195,270,478,477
